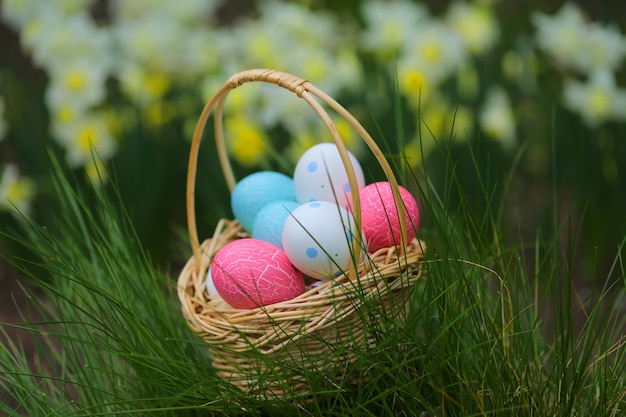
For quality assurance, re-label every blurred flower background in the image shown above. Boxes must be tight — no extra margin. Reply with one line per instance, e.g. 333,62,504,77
0,0,625,278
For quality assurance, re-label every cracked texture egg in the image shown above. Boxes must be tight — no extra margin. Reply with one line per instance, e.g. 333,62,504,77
211,238,305,309
359,181,420,253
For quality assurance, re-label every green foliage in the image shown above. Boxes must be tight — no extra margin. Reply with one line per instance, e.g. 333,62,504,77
1,158,224,415
1,140,625,415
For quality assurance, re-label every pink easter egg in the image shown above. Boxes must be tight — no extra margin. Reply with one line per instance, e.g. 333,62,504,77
359,182,420,253
211,238,305,309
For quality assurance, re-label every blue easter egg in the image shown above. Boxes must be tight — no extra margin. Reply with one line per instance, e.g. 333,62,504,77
252,200,299,249
231,171,296,231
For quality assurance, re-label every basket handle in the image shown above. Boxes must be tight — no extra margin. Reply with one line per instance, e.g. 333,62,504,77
186,69,408,274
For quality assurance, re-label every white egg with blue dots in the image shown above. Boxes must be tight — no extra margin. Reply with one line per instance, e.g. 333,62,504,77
252,200,299,249
281,201,364,280
231,171,297,232
293,143,365,208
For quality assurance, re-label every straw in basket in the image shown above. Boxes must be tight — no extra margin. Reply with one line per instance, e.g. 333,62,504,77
177,69,425,398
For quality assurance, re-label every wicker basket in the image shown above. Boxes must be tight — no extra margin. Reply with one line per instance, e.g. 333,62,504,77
177,69,425,397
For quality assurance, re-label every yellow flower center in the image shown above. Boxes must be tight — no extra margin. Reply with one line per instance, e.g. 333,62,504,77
226,88,252,113
403,142,421,168
57,106,76,124
250,35,277,67
304,60,328,82
227,116,267,166
422,43,442,62
402,70,429,96
456,8,492,53
588,89,611,119
22,19,43,47
145,73,169,98
84,160,108,184
78,126,98,151
232,130,265,165
422,103,447,139
66,72,86,91
7,178,35,203
335,119,352,143
382,23,402,47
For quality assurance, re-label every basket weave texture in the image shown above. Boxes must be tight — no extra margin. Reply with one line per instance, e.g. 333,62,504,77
177,69,425,397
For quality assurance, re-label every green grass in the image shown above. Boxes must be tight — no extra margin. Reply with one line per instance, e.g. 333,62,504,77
1,131,625,416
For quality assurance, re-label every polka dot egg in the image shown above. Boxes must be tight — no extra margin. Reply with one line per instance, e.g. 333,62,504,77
231,171,296,232
282,201,362,280
293,143,365,208
359,181,420,253
211,238,305,309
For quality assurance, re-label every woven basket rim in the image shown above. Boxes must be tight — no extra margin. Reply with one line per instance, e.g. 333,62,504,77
177,219,425,353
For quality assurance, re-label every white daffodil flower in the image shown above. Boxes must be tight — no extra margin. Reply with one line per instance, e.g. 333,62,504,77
445,1,500,56
533,3,626,75
563,69,626,127
360,0,429,58
0,164,36,217
480,87,516,150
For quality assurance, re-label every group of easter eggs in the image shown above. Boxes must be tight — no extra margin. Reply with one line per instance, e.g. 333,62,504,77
206,143,421,309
